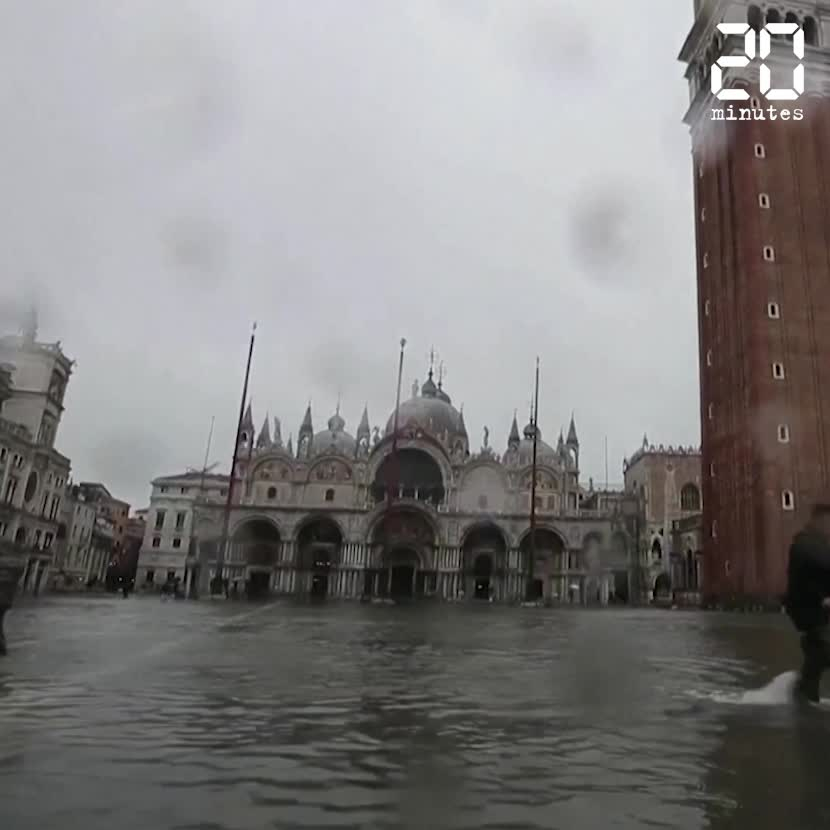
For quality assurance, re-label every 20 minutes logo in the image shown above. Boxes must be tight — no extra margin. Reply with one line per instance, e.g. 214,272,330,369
711,23,804,121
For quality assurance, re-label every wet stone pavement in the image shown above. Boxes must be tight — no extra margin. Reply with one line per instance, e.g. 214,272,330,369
0,596,829,830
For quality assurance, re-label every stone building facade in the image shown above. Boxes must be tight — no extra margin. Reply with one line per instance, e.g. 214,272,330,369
189,369,636,604
136,471,228,588
53,484,97,586
0,326,73,595
680,2,830,602
623,438,703,598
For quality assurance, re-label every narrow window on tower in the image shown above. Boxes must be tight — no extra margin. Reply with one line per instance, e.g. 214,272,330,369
772,362,786,380
706,349,712,366
768,302,780,319
704,299,711,316
712,520,718,539
763,246,776,261
703,252,709,268
700,207,706,222
707,402,714,420
709,462,715,477
751,96,761,109
759,193,770,209
754,143,766,158
782,490,795,511
698,164,704,179
778,424,790,443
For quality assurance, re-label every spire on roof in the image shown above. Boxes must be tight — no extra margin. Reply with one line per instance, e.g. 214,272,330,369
299,402,313,435
273,416,283,448
508,411,520,448
241,401,254,433
287,433,294,457
567,413,579,446
256,414,271,448
357,404,370,438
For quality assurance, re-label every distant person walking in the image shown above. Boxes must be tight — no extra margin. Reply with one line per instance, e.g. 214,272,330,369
785,503,830,703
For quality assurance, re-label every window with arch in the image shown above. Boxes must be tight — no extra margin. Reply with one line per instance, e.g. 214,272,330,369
755,143,766,158
324,488,335,502
759,193,770,209
763,246,775,261
267,486,277,500
772,362,786,380
700,207,706,222
768,301,780,319
708,402,714,420
703,251,709,268
704,299,711,316
782,489,795,510
778,424,790,443
651,538,662,560
680,483,702,512
706,349,712,367
805,16,818,46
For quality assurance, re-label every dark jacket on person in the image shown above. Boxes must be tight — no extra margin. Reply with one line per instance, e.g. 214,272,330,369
786,526,830,631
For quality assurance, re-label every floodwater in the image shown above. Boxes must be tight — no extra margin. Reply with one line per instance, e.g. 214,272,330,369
0,597,828,830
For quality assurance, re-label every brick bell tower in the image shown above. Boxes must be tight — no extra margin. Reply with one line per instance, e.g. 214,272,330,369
679,1,830,605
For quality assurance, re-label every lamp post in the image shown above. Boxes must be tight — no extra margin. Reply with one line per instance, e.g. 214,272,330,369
211,323,257,596
526,357,540,602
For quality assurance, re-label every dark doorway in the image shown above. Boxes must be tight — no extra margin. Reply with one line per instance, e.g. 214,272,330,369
232,519,281,599
526,578,543,601
390,566,415,598
473,553,493,600
386,549,418,599
297,519,342,600
363,569,375,598
248,570,270,599
654,572,671,599
614,570,629,603
310,570,329,599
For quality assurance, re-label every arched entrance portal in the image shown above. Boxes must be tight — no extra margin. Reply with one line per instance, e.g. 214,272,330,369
232,519,281,599
369,509,436,600
473,554,493,599
297,518,342,599
519,528,565,602
385,549,420,599
462,524,506,601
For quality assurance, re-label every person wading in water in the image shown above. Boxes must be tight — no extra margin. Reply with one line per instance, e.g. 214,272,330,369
786,503,830,704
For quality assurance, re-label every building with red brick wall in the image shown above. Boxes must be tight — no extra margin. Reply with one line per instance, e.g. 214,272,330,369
679,2,829,603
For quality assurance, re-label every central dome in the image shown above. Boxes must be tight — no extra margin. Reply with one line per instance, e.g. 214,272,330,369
385,372,466,444
311,408,356,457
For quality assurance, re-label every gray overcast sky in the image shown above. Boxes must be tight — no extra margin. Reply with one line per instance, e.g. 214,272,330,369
0,0,699,510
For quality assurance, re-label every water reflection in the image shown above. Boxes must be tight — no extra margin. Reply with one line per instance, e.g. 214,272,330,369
0,598,821,830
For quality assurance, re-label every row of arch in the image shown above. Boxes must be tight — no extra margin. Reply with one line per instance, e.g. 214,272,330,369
227,508,613,557
223,510,623,601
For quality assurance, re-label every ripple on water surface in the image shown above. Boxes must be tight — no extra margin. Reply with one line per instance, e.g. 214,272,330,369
0,598,825,830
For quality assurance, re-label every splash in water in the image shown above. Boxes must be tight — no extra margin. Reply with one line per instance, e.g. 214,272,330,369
688,671,814,706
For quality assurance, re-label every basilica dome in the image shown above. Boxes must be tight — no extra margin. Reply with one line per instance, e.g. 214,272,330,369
311,410,356,457
507,419,561,467
385,372,467,446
